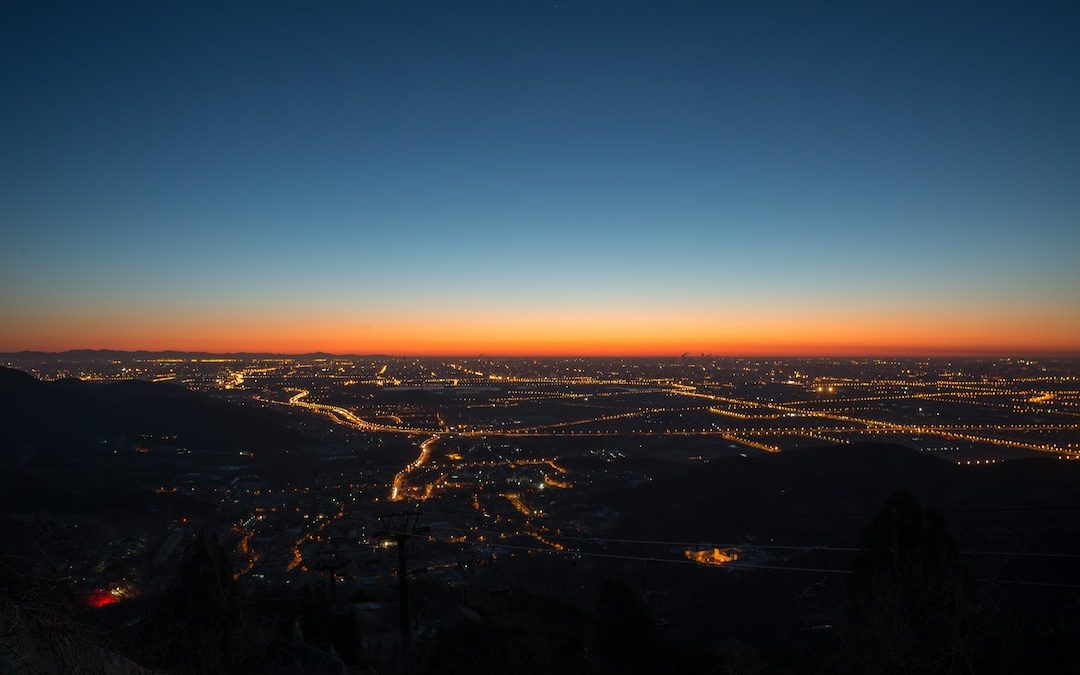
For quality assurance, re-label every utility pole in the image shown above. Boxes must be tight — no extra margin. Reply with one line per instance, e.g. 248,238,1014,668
313,554,351,606
376,511,429,660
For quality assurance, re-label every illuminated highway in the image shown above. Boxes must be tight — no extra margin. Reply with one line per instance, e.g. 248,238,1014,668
197,356,1080,577
273,373,1080,459
390,434,440,501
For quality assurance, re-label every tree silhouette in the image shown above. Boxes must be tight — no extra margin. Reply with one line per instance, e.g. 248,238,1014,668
843,490,976,674
594,578,659,675
135,532,251,673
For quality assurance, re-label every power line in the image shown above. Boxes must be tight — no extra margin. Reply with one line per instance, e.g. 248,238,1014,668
424,525,1080,560
416,526,1080,589
545,533,861,552
454,539,854,574
584,503,1080,533
965,549,1080,559
442,536,1080,589
375,511,430,661
980,578,1080,590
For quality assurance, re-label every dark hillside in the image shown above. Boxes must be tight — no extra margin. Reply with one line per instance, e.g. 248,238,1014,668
0,366,317,460
611,443,1080,550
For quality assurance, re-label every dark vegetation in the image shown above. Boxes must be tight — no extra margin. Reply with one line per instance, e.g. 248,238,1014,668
4,474,1078,673
614,443,1080,553
6,491,1078,674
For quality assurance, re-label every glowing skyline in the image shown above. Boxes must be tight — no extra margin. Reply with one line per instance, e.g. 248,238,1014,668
5,301,1078,356
2,2,1078,356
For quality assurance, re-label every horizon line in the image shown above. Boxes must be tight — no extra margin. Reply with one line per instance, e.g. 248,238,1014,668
4,347,1080,360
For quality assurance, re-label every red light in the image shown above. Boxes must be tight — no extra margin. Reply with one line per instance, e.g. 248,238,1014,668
86,591,118,608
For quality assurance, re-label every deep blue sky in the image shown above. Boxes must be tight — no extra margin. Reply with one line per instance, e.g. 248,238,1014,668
2,1,1078,353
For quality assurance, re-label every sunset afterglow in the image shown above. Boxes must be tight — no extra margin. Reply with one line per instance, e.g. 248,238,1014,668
3,301,1079,356
2,2,1078,356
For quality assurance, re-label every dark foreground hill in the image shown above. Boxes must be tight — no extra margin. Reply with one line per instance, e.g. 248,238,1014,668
611,443,1080,550
0,366,316,461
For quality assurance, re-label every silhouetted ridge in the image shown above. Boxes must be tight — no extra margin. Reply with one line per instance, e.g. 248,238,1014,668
0,365,40,388
0,366,316,458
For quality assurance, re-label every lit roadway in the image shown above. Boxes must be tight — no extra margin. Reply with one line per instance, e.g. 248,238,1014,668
390,434,440,501
243,362,1080,575
268,376,1080,461
213,360,1080,578
284,388,430,434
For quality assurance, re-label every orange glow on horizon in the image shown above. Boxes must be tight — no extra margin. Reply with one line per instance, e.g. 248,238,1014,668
2,302,1079,356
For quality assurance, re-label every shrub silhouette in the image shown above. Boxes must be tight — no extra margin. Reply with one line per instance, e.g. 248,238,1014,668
843,490,976,674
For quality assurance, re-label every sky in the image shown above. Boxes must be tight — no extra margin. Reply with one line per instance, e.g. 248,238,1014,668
1,1,1078,356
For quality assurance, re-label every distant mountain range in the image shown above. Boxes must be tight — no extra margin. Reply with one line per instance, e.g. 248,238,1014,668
0,349,394,360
